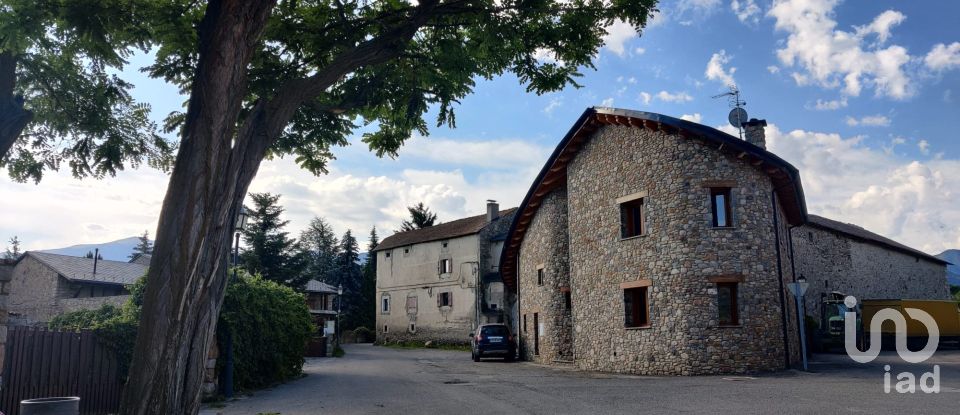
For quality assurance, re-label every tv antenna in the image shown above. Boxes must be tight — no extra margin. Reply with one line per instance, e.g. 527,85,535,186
712,85,747,139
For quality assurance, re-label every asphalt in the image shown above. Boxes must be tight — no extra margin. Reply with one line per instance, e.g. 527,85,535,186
209,343,960,415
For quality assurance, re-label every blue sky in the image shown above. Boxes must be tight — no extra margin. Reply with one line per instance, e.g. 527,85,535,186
3,0,959,254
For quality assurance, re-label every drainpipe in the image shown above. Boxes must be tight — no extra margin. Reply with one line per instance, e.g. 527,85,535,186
771,190,791,369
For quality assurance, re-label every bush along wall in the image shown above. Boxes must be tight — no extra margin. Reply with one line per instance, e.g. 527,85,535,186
49,270,314,392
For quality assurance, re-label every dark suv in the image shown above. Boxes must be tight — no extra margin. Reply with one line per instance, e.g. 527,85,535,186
471,324,516,362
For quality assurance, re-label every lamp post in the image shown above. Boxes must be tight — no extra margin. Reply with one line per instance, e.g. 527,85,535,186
787,275,810,371
336,284,343,351
224,205,249,399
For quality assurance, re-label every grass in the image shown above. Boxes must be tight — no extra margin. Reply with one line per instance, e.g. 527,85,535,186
333,345,346,357
379,341,471,352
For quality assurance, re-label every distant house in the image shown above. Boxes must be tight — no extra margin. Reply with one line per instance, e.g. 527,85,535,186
374,201,517,344
304,279,339,337
5,252,146,325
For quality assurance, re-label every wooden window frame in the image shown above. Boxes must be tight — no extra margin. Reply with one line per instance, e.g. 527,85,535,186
438,292,452,307
439,258,453,274
623,287,650,328
710,187,734,228
716,282,739,326
619,198,645,238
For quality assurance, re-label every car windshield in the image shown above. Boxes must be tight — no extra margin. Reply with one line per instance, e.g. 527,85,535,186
481,326,509,336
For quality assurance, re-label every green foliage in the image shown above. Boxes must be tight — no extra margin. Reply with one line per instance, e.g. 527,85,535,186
298,217,340,284
51,272,313,391
951,285,960,300
218,272,314,390
240,193,308,288
129,230,153,260
332,346,345,358
357,227,379,330
3,235,21,260
352,326,374,343
399,202,437,232
335,230,365,330
0,0,176,183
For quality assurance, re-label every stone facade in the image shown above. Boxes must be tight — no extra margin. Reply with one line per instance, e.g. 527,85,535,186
792,223,949,321
516,123,801,375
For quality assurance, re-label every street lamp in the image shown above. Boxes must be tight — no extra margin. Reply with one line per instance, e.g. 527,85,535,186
225,205,249,399
336,283,343,350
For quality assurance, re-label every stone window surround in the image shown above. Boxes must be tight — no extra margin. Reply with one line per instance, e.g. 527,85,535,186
381,293,391,314
707,275,744,328
620,279,652,329
616,191,648,240
536,264,545,286
702,180,738,229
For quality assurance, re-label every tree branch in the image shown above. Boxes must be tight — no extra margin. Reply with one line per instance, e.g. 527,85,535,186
0,52,33,160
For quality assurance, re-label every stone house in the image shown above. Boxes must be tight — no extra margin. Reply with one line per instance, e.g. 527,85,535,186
5,251,145,325
500,107,809,375
374,202,517,344
793,215,949,320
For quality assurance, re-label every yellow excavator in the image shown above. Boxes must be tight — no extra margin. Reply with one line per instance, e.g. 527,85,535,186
814,292,960,352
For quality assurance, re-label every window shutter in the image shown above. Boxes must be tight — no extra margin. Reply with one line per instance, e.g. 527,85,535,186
448,292,453,307
437,293,442,307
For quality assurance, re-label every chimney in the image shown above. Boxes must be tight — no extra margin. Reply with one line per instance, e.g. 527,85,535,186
93,248,99,275
742,118,767,149
486,200,499,222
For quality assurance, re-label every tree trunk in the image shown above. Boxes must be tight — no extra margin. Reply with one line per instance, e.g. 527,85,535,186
0,51,33,159
118,1,277,414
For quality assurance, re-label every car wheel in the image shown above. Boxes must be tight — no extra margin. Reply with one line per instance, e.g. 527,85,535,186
505,354,514,362
473,351,481,362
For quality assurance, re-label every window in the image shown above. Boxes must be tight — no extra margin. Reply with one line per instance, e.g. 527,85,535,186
385,252,391,258
442,242,448,248
711,187,733,227
537,268,544,286
564,291,572,311
438,292,452,307
381,295,391,314
620,198,645,238
409,323,416,333
383,325,389,333
717,282,739,326
623,287,650,328
523,314,527,333
439,258,453,274
404,247,410,254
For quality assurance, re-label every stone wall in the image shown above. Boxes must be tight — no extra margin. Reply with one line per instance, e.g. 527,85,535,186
58,295,129,314
556,124,795,375
792,224,949,321
8,255,61,325
477,209,517,324
517,189,573,363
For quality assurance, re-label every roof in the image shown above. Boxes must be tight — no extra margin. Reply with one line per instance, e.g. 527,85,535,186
500,107,808,290
23,251,146,286
374,208,518,252
805,215,948,265
305,279,339,293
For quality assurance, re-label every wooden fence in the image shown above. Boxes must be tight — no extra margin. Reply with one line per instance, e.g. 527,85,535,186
0,326,123,415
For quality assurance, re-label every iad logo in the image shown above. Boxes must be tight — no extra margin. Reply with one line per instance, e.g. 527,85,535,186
842,296,941,393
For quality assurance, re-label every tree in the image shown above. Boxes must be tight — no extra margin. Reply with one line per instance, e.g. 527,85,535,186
3,235,21,260
239,193,306,287
399,202,438,232
0,0,174,183
84,250,103,260
119,1,656,413
357,227,379,330
129,230,154,260
299,217,340,284
336,229,364,330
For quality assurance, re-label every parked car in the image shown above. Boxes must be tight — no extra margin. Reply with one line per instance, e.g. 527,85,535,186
471,324,516,362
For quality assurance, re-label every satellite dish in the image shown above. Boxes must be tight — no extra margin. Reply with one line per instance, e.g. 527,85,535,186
728,107,748,128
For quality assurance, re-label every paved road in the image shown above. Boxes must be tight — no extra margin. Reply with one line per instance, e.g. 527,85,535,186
213,343,960,414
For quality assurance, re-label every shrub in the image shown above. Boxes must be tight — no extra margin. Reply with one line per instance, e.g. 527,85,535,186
217,273,314,390
50,271,313,392
352,326,374,343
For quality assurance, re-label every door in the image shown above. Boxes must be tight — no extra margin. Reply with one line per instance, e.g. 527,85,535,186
533,312,540,356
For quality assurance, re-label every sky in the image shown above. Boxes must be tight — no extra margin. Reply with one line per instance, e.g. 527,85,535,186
2,0,959,255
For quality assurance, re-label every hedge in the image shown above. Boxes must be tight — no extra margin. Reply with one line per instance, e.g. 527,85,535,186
49,270,313,392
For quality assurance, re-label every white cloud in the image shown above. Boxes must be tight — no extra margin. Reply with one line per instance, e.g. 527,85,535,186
680,113,703,123
543,97,563,115
603,19,638,57
705,50,737,86
945,89,954,103
532,48,562,65
731,0,761,25
634,47,646,56
638,91,652,105
924,42,960,71
677,0,723,16
628,77,638,84
721,123,960,253
918,139,930,155
768,0,913,99
767,65,780,74
600,97,615,107
810,97,848,110
845,114,891,127
398,137,551,170
656,90,694,103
